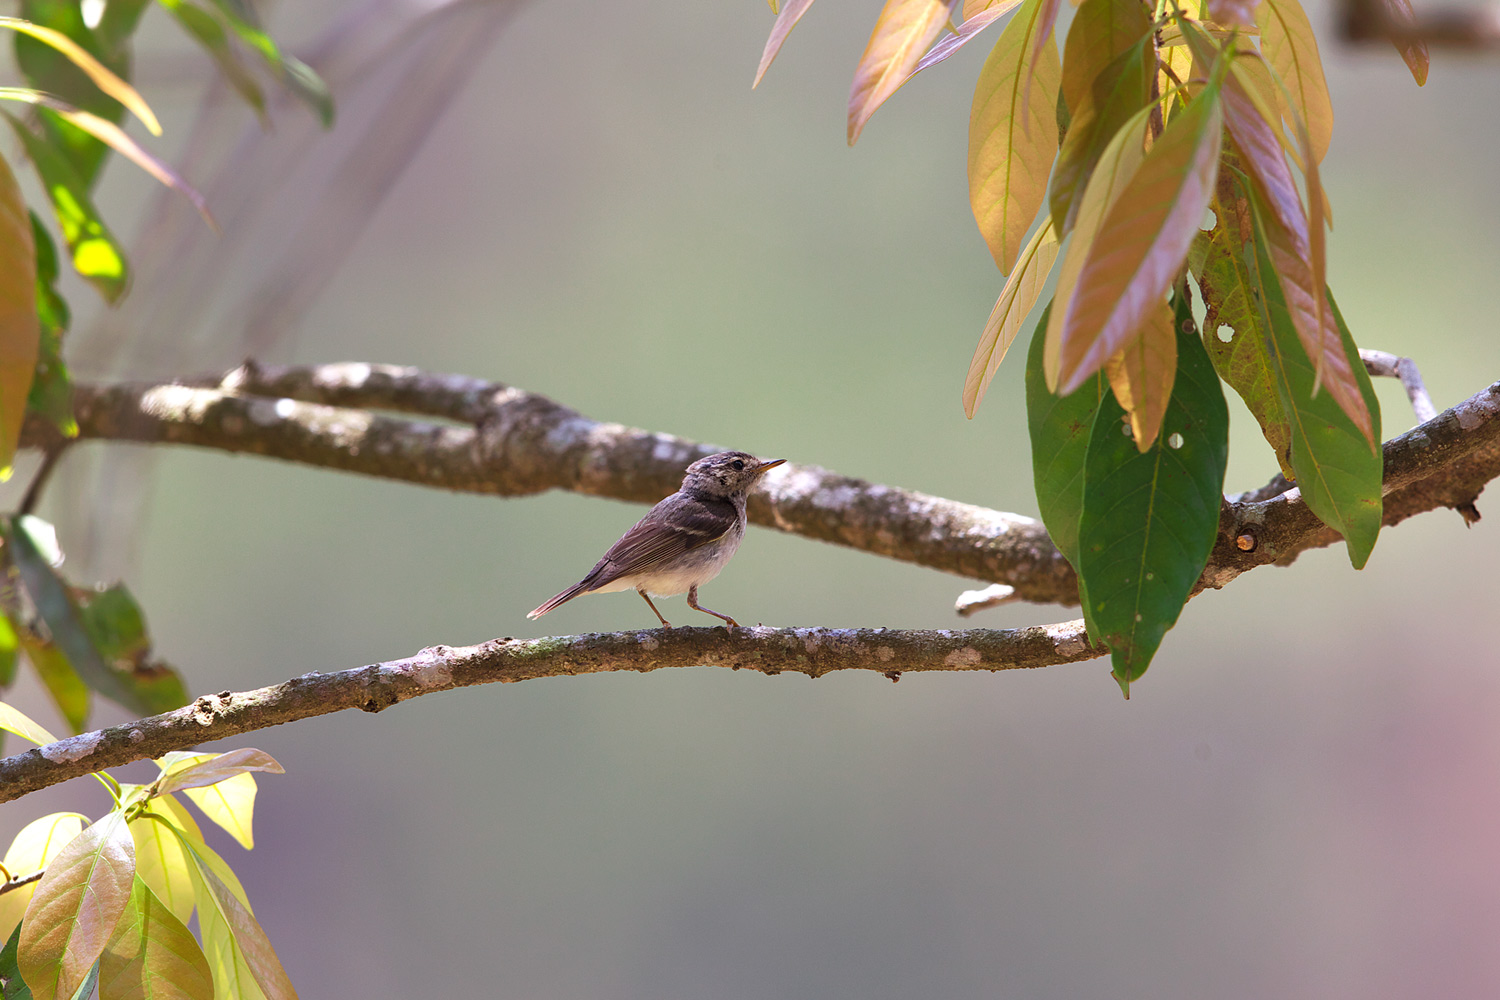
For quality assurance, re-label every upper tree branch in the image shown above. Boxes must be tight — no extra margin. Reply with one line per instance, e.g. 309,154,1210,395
22,364,1500,606
0,621,1100,802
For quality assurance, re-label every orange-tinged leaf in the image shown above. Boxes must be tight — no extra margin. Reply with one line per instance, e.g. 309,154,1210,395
1104,298,1177,450
1060,0,1149,115
0,150,37,476
1256,0,1332,163
915,0,1022,72
1054,71,1225,393
753,0,817,88
0,17,161,135
1205,0,1260,27
180,838,296,1000
0,813,85,942
1258,192,1372,441
968,0,1060,271
99,877,215,1000
1043,101,1156,389
848,0,960,145
18,811,135,1000
155,748,285,798
1380,0,1428,85
964,220,1059,416
964,0,1003,17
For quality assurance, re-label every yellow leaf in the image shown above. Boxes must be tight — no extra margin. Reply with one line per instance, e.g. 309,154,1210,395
181,837,295,1000
967,0,1060,272
753,0,817,88
964,220,1059,416
848,0,959,145
1104,298,1177,450
128,793,203,926
0,699,59,746
166,756,261,850
1043,101,1155,389
99,877,215,1000
1256,0,1332,164
0,151,37,475
0,812,85,942
0,17,161,135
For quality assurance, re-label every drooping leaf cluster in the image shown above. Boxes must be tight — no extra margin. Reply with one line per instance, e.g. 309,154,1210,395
1,701,295,1000
757,0,1424,693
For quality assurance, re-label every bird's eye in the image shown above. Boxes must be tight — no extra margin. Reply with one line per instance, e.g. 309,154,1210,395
731,459,745,470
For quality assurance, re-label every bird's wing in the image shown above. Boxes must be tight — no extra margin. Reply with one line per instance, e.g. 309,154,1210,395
578,494,737,591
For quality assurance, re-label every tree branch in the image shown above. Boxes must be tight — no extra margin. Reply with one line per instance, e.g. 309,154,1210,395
22,364,1500,606
0,621,1101,802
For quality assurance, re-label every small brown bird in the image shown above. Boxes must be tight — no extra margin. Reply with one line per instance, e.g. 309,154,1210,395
527,451,785,628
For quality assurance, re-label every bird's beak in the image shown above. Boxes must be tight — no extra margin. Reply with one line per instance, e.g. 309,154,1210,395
758,458,787,473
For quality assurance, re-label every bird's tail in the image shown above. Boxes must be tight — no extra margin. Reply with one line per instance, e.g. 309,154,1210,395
527,582,589,620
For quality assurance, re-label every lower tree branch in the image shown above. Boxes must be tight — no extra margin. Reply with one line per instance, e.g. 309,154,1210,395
20,365,1500,608
0,620,1100,802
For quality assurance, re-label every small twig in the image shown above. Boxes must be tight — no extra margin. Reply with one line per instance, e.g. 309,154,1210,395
18,446,66,516
0,869,44,896
955,583,1017,617
1361,348,1438,424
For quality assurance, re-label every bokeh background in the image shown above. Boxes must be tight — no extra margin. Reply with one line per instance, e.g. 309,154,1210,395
6,0,1500,996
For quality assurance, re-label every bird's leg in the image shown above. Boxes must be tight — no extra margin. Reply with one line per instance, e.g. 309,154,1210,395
687,585,739,628
637,589,673,628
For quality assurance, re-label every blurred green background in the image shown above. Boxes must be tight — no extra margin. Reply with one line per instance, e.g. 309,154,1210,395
6,0,1500,996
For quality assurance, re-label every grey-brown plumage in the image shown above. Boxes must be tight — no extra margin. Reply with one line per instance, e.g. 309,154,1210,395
527,451,786,628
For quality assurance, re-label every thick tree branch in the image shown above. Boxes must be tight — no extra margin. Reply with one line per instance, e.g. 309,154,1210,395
0,621,1100,802
22,365,1500,606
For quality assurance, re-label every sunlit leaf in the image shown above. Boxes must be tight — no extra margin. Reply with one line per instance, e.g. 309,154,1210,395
1190,219,1294,477
1104,297,1176,450
1078,293,1229,696
0,148,37,476
1043,100,1155,389
99,877,214,1000
177,835,296,1000
0,814,86,943
0,610,18,687
156,752,267,849
848,0,959,145
128,801,201,927
1026,301,1104,573
4,112,127,302
159,0,268,121
964,219,1058,416
0,17,159,135
1055,64,1224,393
197,0,334,127
155,748,285,798
1256,0,1332,164
967,0,1059,271
753,0,817,87
915,0,1021,72
18,811,135,1000
0,700,58,745
1244,202,1382,567
195,886,266,1000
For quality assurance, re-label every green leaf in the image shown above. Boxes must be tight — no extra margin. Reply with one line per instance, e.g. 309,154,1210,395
1077,292,1229,696
4,111,128,302
17,811,135,1000
2,919,36,1000
0,610,18,687
967,0,1059,271
1244,205,1382,567
28,214,76,438
1190,220,1294,477
18,633,88,734
1025,301,1104,574
77,583,189,715
128,799,203,926
175,833,296,1000
0,17,159,135
99,877,214,1000
63,961,96,1000
158,0,267,121
6,515,133,714
198,0,333,127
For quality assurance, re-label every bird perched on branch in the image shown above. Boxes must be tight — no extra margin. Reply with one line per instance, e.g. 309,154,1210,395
528,451,786,628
